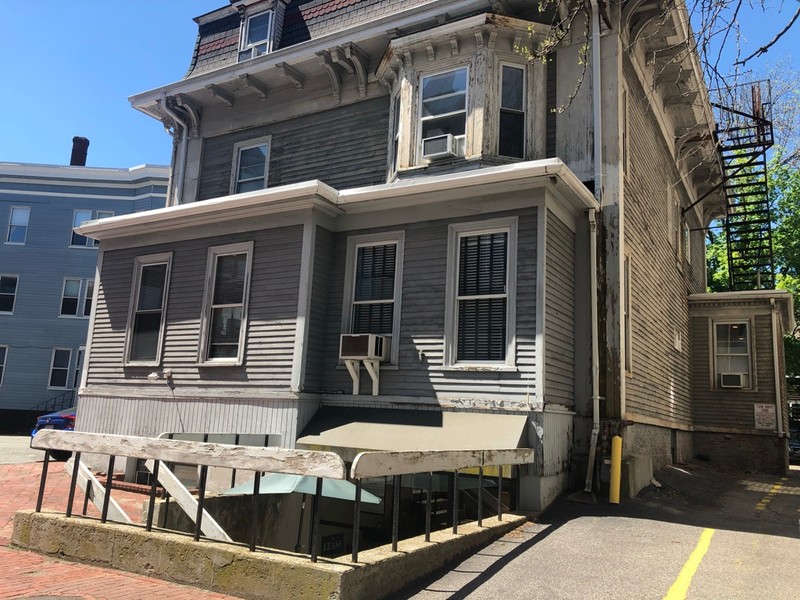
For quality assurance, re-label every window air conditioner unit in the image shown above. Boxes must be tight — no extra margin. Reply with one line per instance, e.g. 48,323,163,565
340,334,389,361
720,373,744,388
422,134,456,160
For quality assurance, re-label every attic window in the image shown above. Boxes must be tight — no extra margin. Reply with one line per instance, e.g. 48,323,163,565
238,10,273,62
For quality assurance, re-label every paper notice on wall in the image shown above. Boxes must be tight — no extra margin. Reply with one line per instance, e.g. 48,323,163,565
754,403,777,430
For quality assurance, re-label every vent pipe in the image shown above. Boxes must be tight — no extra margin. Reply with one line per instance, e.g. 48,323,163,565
70,137,90,166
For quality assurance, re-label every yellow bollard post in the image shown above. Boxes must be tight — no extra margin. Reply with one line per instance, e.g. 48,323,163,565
609,435,622,504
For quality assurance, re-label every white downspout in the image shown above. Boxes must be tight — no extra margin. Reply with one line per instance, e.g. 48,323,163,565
771,299,785,437
160,93,189,206
585,207,602,491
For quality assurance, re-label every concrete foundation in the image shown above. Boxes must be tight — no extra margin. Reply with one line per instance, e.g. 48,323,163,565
693,431,787,474
12,510,526,600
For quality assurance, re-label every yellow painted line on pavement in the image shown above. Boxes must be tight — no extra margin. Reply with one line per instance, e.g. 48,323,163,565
663,528,715,600
755,481,784,511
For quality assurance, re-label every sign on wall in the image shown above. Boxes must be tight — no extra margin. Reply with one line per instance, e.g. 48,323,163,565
754,403,777,430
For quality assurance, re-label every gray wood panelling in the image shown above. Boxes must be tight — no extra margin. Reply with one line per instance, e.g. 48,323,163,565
77,394,320,448
691,314,777,429
197,97,389,201
621,57,706,425
319,208,539,401
304,226,334,392
544,210,575,406
87,226,303,390
546,54,557,159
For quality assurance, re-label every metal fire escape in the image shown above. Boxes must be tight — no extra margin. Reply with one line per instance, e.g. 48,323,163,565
712,80,775,290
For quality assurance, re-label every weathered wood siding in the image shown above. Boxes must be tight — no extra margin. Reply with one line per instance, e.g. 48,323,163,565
196,97,389,201
77,395,320,448
319,208,539,401
621,57,706,425
544,210,575,406
87,226,303,390
690,314,776,429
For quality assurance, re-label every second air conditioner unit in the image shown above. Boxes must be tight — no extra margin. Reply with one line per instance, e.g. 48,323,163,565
422,134,456,159
719,373,744,388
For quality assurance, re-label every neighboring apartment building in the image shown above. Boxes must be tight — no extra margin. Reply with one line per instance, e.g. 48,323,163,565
0,144,168,431
74,0,792,513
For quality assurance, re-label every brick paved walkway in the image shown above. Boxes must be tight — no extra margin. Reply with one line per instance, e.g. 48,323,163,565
0,460,237,599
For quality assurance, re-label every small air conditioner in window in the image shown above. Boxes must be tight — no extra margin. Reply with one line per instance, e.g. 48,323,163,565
340,334,389,361
422,134,456,160
720,373,744,388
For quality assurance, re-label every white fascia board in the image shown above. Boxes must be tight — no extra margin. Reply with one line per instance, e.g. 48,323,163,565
0,162,169,183
77,180,340,239
129,0,488,111
338,159,599,213
689,289,795,330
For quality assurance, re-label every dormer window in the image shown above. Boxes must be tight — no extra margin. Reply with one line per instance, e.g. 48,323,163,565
499,65,525,158
238,9,273,62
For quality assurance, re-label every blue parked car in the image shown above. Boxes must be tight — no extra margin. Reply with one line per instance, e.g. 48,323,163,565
789,426,800,463
31,408,76,461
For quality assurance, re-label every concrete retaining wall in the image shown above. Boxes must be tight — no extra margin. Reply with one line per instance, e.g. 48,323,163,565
12,510,526,600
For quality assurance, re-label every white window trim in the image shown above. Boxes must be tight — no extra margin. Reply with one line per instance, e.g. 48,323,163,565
390,93,402,176
711,319,754,390
683,221,692,265
73,346,85,389
6,206,30,245
124,252,173,366
0,345,7,387
341,231,405,364
498,62,526,159
239,9,275,59
198,241,254,366
444,217,518,368
48,347,73,390
70,209,113,248
230,136,271,195
0,273,19,315
417,66,469,162
58,277,93,319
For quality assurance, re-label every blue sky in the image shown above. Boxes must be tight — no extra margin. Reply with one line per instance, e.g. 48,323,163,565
0,1,796,169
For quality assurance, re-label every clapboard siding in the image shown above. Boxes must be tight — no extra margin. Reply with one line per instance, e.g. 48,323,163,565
544,210,575,406
319,208,539,401
87,225,303,389
621,57,703,424
78,394,320,447
304,226,334,392
691,314,777,429
197,97,389,201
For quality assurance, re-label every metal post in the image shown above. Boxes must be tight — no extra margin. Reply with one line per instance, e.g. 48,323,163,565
391,474,400,552
35,451,51,513
425,472,433,542
100,455,115,523
66,452,82,517
194,465,208,542
82,481,91,516
452,470,459,534
249,472,261,552
146,460,161,532
477,465,483,527
310,478,323,562
498,467,503,521
352,479,362,563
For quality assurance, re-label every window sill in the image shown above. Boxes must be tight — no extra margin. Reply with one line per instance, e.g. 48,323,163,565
434,365,519,372
4,242,25,246
58,315,89,319
336,363,399,371
46,387,71,391
68,245,98,250
198,360,245,368
123,362,162,368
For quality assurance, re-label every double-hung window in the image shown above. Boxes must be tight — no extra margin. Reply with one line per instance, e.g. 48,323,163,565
60,278,94,317
499,65,525,158
445,218,517,366
71,210,114,247
343,233,404,361
714,322,752,388
420,68,468,156
238,10,273,62
231,138,270,194
48,348,72,389
126,253,172,364
6,206,30,244
200,242,253,364
0,345,7,386
0,274,18,314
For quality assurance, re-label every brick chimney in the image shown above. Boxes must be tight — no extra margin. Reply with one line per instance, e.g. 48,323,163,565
69,137,90,166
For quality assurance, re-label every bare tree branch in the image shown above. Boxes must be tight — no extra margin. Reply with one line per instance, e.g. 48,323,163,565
734,5,800,66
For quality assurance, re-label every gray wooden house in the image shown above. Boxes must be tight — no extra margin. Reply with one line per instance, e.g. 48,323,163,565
75,0,794,512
